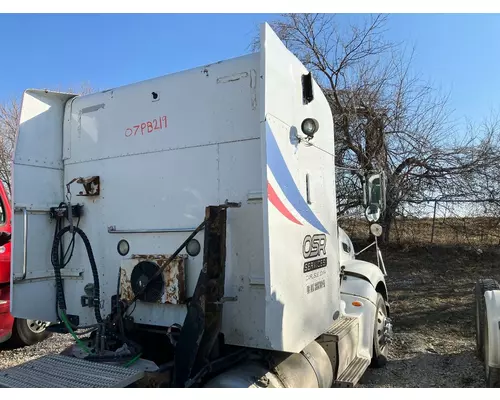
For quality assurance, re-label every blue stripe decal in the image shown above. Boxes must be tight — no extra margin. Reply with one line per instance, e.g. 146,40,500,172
266,122,329,235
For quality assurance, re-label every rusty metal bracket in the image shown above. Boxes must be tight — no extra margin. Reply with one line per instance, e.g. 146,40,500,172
173,204,233,387
67,176,100,197
210,296,237,305
221,200,241,209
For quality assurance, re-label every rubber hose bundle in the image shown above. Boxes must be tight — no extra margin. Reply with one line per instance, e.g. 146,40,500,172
51,226,103,324
52,212,67,316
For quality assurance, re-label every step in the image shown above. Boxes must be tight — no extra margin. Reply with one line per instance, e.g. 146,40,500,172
333,356,370,388
0,354,144,388
324,315,358,341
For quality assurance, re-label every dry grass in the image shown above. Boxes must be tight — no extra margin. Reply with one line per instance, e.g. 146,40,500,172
341,216,500,246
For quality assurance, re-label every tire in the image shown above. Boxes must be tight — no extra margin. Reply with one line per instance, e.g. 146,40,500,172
8,318,52,348
371,293,389,368
475,278,500,361
486,366,500,388
487,367,500,388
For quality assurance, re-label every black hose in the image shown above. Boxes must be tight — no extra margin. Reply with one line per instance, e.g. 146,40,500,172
51,225,103,324
53,204,80,321
53,216,65,319
50,215,143,360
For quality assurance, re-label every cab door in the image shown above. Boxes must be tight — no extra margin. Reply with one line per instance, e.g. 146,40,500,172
0,182,12,285
0,181,13,343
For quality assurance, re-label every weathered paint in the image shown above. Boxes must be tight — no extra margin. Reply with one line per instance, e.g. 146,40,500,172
119,254,187,305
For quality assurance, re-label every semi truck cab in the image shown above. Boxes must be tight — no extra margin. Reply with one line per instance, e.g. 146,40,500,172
0,23,392,388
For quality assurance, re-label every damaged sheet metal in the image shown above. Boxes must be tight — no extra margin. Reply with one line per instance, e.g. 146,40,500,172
67,176,100,197
119,254,187,305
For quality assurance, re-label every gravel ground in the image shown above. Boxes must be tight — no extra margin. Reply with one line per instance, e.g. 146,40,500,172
359,332,484,387
0,243,496,387
0,334,73,369
357,243,498,388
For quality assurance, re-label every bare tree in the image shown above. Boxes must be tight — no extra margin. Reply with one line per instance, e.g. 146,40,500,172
0,100,20,194
445,115,500,217
0,83,96,195
252,14,500,241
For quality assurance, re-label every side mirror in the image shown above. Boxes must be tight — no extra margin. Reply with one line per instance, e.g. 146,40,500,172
370,223,383,237
365,204,381,223
363,172,386,222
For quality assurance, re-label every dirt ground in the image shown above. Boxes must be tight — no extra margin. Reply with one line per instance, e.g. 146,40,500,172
357,242,500,388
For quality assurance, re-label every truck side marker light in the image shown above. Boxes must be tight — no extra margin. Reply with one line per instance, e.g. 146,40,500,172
352,301,363,307
186,239,201,257
117,240,130,256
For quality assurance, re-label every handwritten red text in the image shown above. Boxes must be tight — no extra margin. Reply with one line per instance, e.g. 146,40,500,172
125,115,168,137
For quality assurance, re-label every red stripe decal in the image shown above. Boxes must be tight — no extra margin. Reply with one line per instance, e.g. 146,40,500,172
267,182,302,225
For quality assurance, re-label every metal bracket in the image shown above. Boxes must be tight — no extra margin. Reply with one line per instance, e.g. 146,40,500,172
67,176,100,197
340,265,346,281
24,268,84,281
81,283,101,308
221,200,241,208
210,296,237,305
108,226,198,234
173,204,231,387
81,295,98,308
12,208,28,282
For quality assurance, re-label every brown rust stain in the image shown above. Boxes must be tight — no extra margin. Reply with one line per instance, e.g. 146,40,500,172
119,268,135,301
122,254,187,305
67,175,100,197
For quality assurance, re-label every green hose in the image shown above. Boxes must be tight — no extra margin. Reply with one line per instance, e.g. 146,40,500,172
60,309,141,366
123,352,142,368
60,310,92,354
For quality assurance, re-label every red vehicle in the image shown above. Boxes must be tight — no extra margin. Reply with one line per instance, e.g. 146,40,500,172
0,182,51,347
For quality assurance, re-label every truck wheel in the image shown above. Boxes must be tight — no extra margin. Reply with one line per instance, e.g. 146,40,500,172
371,293,389,368
8,318,52,348
483,306,500,387
475,278,500,361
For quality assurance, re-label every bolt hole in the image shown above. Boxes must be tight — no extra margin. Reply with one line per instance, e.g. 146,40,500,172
152,92,159,100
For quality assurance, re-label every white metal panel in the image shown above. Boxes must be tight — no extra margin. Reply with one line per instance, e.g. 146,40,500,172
260,23,339,352
61,144,219,326
341,278,378,360
11,90,75,321
56,53,261,326
66,54,259,165
342,259,387,298
14,90,75,171
12,53,262,328
218,139,267,348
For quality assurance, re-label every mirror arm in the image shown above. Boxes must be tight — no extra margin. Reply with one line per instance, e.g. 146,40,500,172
375,236,387,276
355,241,376,256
